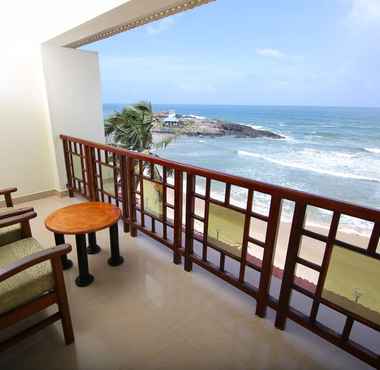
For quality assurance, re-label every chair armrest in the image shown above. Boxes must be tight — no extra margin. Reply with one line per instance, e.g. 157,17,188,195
0,207,34,220
0,244,72,283
0,211,37,229
0,187,17,207
0,187,17,196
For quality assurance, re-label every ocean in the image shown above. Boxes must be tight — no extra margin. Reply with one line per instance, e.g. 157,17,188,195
103,104,380,234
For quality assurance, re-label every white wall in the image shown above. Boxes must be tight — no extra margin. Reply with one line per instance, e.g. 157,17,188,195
42,45,105,190
0,1,127,197
0,38,58,196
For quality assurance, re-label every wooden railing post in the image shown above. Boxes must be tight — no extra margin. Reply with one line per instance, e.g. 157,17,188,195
238,189,253,283
309,212,340,322
173,170,183,265
62,139,74,197
84,145,97,201
275,202,306,330
120,155,130,233
91,148,99,201
126,157,137,237
184,173,195,272
368,222,380,256
256,195,282,318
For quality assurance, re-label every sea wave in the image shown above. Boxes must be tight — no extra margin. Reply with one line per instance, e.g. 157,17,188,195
183,114,206,120
302,148,356,159
198,182,374,236
250,124,264,130
281,135,298,143
237,150,380,183
364,147,380,154
310,131,339,139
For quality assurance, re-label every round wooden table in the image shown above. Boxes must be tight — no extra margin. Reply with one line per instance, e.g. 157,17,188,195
45,202,124,287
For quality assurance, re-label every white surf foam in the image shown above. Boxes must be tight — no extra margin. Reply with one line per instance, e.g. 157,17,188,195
237,150,380,183
184,114,206,120
365,147,380,154
193,182,374,237
302,148,356,160
281,135,297,143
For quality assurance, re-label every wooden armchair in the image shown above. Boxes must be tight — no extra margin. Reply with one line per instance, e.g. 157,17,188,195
0,211,74,351
0,187,17,208
0,187,34,247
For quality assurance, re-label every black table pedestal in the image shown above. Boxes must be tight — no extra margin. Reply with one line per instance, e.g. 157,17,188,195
75,234,94,287
87,232,101,254
54,233,73,270
108,223,124,266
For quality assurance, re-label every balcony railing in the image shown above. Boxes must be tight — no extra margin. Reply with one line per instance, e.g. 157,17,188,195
61,134,380,368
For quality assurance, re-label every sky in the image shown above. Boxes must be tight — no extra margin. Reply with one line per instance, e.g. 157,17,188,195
82,0,380,107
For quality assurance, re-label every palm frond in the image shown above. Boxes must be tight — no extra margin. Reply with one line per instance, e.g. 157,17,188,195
104,101,174,153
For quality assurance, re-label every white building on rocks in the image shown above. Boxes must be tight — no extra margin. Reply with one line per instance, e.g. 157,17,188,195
163,110,181,127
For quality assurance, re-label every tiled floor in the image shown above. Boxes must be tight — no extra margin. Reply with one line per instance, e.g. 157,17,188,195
0,196,371,370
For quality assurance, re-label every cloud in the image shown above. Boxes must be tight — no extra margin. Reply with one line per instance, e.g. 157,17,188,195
347,0,380,24
256,48,285,59
146,17,176,35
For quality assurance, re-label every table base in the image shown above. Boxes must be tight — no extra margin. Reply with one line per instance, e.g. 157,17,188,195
54,233,74,270
87,232,101,254
52,219,123,288
75,274,95,287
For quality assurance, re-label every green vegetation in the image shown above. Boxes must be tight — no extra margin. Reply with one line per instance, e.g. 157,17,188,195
105,101,154,152
104,101,174,152
105,101,177,187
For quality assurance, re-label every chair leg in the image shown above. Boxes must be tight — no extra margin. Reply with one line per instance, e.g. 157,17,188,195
51,257,74,345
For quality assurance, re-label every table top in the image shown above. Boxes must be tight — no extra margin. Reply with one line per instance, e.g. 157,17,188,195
45,202,121,235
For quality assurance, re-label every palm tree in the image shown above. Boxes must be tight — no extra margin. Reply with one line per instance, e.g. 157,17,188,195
105,101,178,182
105,101,155,152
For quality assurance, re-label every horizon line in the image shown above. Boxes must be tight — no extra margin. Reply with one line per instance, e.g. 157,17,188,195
103,102,380,109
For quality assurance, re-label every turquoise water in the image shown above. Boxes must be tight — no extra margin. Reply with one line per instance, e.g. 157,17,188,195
104,104,380,233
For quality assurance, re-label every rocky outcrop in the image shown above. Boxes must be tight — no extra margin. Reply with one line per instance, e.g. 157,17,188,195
152,113,283,139
219,122,283,139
